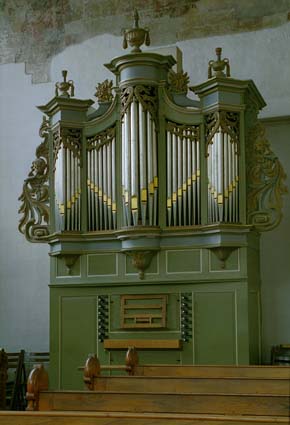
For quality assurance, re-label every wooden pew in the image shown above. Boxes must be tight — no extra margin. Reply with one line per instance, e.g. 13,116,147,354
133,363,290,378
1,349,290,424
6,350,26,410
26,350,290,419
25,352,50,376
1,410,289,425
37,390,290,416
0,349,8,410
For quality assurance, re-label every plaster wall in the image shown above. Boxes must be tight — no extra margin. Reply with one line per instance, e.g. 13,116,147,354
0,22,289,361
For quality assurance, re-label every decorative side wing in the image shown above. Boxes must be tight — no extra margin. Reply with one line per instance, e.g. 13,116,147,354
247,122,288,231
18,116,50,242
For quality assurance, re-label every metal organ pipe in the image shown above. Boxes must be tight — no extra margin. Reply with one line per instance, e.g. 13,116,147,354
207,127,239,223
147,111,153,226
131,100,138,226
166,122,200,227
86,128,116,231
187,130,192,225
139,106,147,226
172,132,177,226
166,130,172,226
152,120,158,226
196,132,200,225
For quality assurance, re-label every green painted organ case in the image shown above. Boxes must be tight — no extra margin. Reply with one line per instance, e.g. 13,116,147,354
19,12,287,389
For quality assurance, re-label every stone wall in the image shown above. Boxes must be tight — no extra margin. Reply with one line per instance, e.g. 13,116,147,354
1,0,290,82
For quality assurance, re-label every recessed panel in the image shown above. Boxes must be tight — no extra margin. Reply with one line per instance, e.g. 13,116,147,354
166,249,201,274
194,291,236,364
60,297,96,389
87,253,118,276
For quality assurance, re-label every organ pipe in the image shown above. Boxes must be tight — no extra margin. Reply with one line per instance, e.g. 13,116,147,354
166,122,200,226
86,127,116,231
206,116,239,224
53,129,82,232
121,88,159,227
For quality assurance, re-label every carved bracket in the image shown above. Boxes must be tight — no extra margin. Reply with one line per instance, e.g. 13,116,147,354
123,249,157,280
209,246,237,269
59,254,80,275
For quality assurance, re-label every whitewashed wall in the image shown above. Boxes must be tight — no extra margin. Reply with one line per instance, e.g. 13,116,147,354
0,23,289,361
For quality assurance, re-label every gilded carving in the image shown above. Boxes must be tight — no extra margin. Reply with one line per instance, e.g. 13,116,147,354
166,121,199,141
121,85,158,124
18,116,50,242
168,70,190,94
208,47,231,79
205,111,239,156
53,127,82,169
55,70,74,98
247,122,287,231
123,250,157,280
122,9,150,53
87,126,116,151
95,79,114,103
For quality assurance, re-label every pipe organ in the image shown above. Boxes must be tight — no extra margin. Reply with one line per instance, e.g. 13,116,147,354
205,111,240,224
87,127,117,231
53,127,82,232
121,85,158,227
166,122,200,226
19,10,287,390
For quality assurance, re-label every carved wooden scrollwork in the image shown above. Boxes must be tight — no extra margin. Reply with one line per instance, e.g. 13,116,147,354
87,126,116,151
18,116,50,242
53,127,82,169
121,85,158,125
247,122,288,231
205,111,239,156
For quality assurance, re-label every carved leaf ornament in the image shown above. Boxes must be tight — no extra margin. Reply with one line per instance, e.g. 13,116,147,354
247,122,287,231
121,85,158,125
18,116,50,242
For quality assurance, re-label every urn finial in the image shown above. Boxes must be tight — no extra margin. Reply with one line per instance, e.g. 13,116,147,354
122,9,150,53
55,70,75,98
208,48,231,79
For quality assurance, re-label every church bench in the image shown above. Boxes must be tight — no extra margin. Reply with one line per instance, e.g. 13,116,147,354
90,375,290,395
37,390,290,417
0,411,289,425
5,350,26,410
82,349,290,397
132,364,290,379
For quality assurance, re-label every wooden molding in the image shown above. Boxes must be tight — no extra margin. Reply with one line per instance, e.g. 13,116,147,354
103,339,182,350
